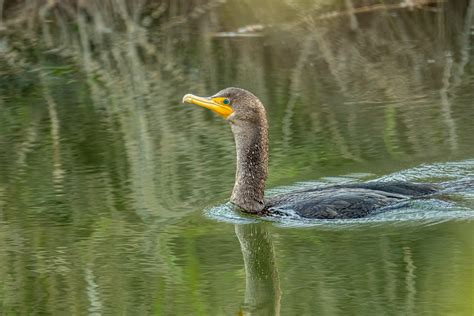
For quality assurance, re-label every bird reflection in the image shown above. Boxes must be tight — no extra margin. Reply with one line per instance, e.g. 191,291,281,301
235,224,281,315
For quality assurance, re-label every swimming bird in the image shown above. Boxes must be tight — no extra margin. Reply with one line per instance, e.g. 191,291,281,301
182,87,437,219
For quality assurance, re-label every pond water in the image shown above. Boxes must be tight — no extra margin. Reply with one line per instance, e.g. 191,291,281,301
0,1,473,315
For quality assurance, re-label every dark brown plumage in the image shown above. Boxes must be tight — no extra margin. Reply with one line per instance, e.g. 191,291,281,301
183,87,438,219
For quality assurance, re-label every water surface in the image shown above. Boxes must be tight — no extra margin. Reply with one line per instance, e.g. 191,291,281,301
0,1,473,315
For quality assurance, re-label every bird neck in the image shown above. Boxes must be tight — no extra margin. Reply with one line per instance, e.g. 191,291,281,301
230,120,269,214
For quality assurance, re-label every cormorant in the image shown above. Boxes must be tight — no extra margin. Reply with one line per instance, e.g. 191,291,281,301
182,87,437,219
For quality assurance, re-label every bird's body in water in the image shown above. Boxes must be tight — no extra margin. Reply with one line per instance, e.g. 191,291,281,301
183,87,438,219
265,182,436,219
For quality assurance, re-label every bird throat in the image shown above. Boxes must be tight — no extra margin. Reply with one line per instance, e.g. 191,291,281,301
230,121,269,214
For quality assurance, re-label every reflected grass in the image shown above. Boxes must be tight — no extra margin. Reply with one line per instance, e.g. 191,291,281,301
0,1,473,314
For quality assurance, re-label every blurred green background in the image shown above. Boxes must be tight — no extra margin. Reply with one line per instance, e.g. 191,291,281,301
0,0,473,315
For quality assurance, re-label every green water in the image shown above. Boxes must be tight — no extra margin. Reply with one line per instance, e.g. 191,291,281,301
1,1,473,315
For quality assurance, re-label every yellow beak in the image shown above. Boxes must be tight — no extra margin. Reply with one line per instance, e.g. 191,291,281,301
182,94,233,119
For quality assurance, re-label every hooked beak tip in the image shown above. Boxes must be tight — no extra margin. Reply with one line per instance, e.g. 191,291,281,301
182,94,193,104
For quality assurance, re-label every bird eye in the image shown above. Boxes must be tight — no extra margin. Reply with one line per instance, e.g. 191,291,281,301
223,98,230,105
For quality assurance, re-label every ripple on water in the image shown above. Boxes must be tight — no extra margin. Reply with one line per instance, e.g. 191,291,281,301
204,160,474,228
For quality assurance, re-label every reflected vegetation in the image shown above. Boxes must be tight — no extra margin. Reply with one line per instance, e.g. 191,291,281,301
0,0,473,314
236,224,472,315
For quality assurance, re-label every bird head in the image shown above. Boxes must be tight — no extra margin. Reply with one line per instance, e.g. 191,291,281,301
182,87,266,125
